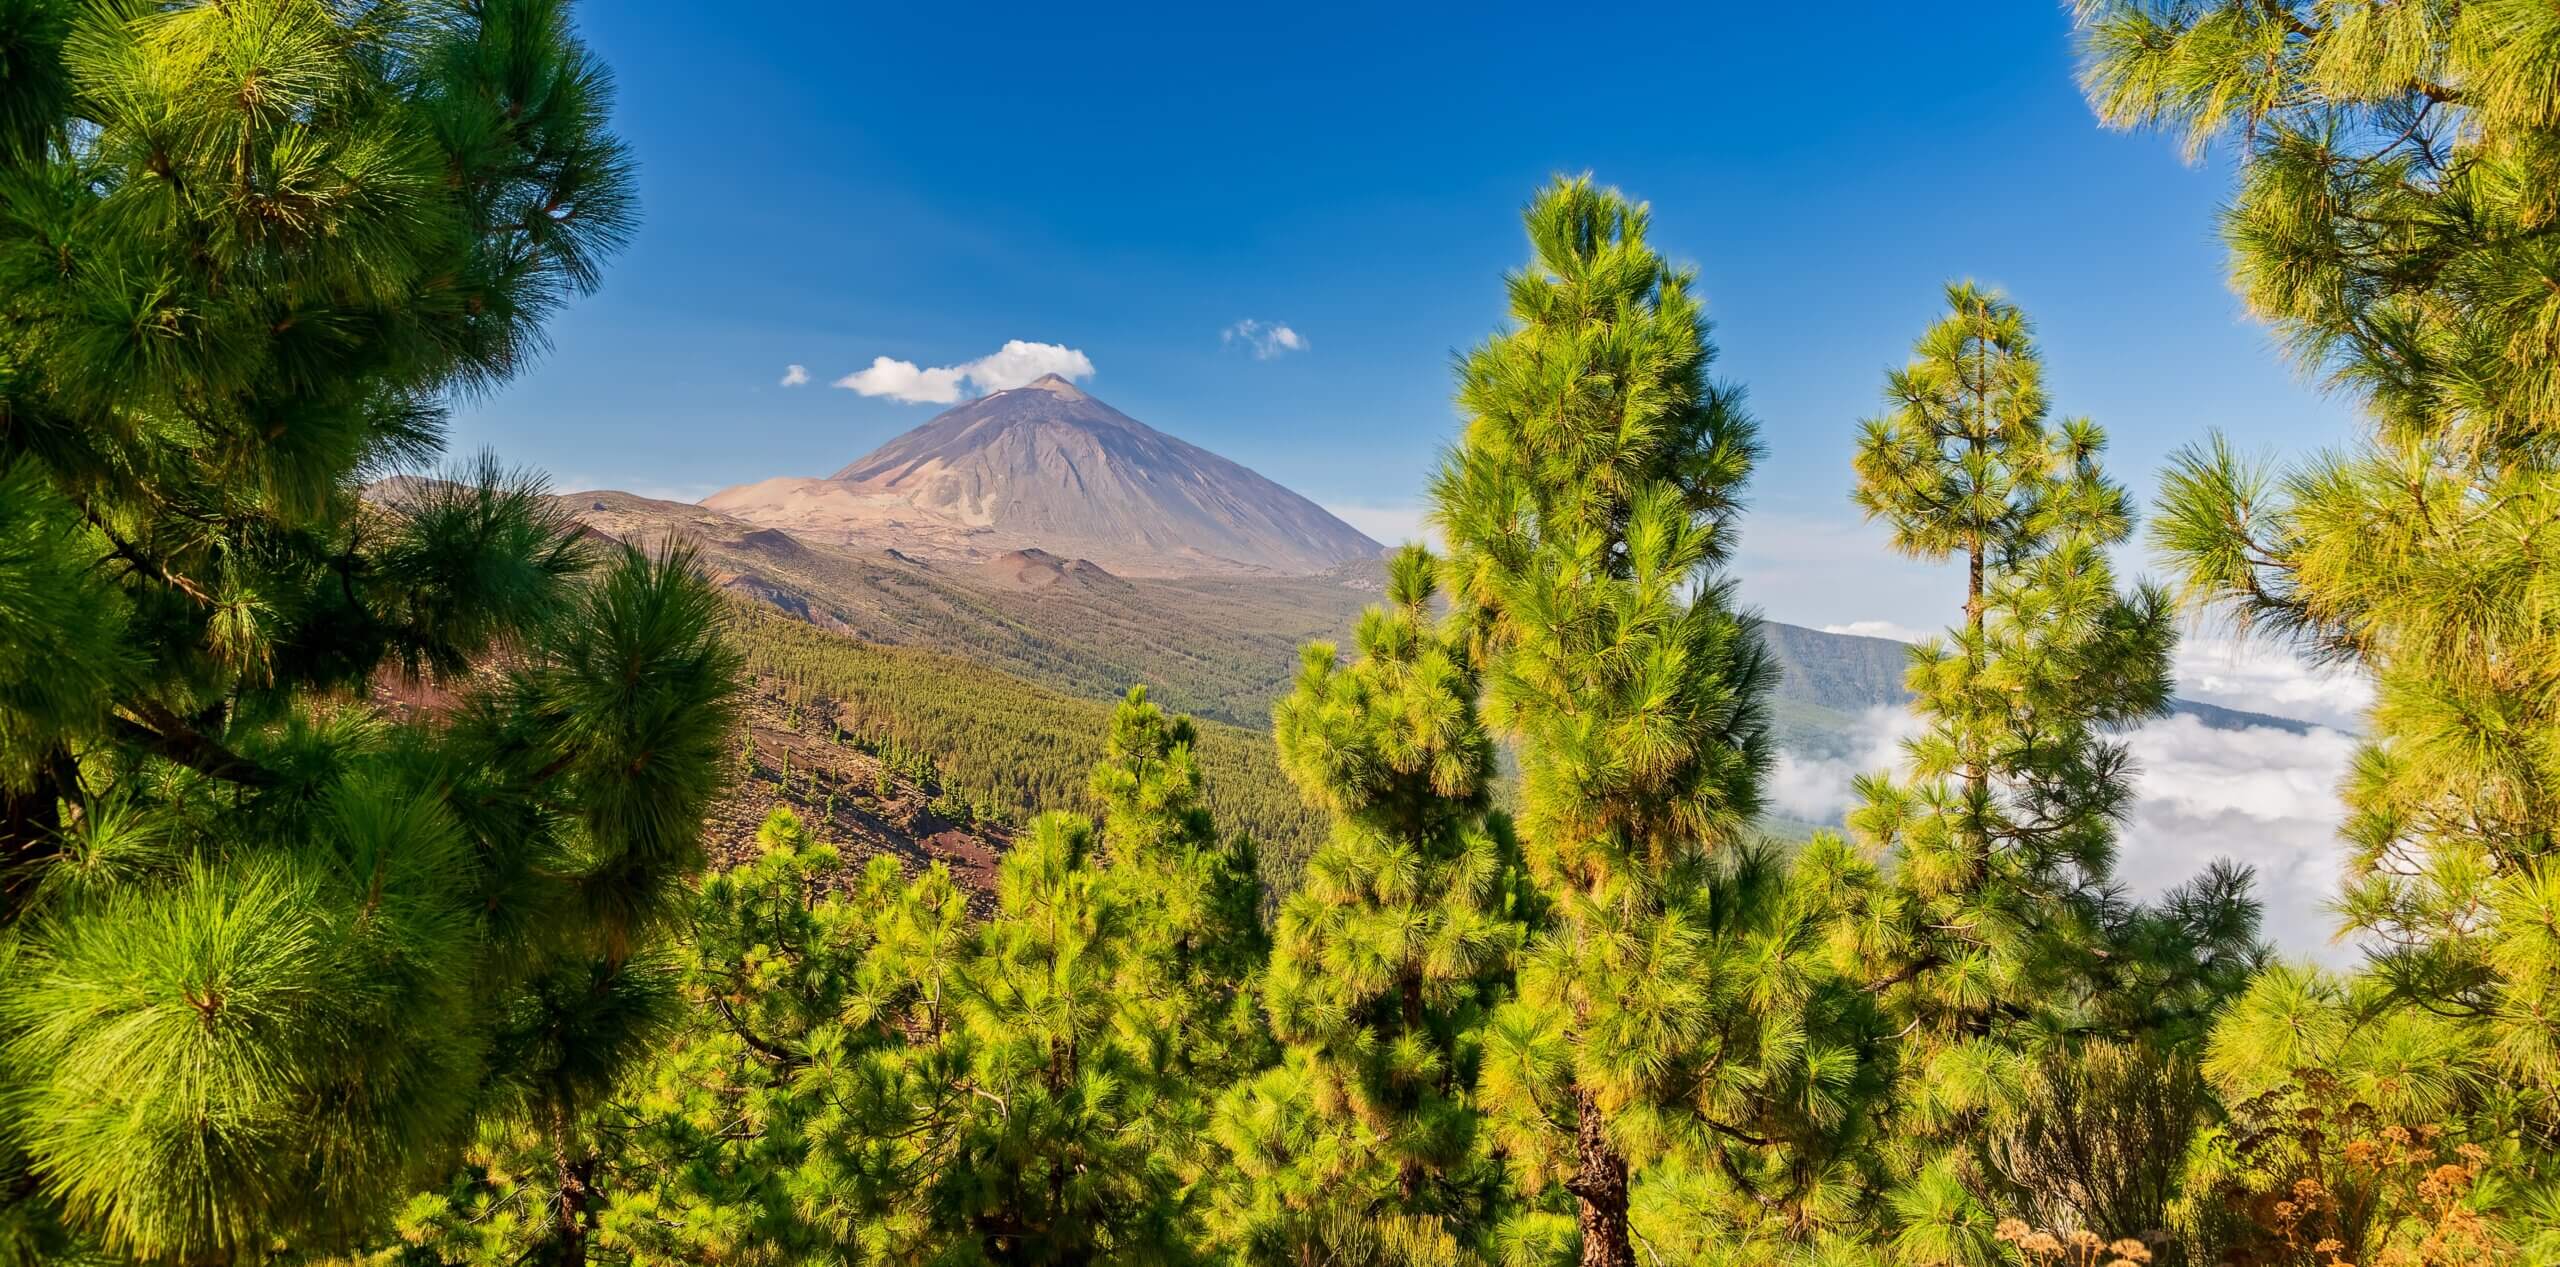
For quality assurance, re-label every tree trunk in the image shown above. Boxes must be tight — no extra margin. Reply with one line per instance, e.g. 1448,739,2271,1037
1965,535,1988,815
545,1100,592,1267
1964,312,1992,814
0,747,74,925
1398,967,1427,1200
1966,540,1984,643
1571,1089,1634,1267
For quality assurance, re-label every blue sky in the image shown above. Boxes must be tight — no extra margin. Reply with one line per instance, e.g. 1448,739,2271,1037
453,0,2358,637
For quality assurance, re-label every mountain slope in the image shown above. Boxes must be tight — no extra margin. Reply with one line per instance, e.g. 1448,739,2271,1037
704,375,1380,576
564,489,1380,727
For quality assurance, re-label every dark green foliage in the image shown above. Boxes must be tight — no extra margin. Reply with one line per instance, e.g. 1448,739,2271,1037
0,529,738,1264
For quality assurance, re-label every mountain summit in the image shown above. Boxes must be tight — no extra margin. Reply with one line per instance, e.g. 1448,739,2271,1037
704,377,1381,576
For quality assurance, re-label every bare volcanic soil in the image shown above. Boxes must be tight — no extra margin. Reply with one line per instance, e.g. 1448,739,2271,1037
707,680,1008,909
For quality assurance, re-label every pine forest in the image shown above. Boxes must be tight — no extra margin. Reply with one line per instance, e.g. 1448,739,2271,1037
0,3,2552,1266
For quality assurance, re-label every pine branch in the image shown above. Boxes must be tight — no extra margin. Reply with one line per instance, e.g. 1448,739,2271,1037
85,507,214,605
110,707,273,787
709,993,804,1068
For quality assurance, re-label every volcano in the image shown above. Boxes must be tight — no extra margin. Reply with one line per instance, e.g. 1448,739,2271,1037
702,375,1380,576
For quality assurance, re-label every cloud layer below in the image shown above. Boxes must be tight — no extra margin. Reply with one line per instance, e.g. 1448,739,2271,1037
1770,707,2360,962
1820,619,1930,644
1818,623,2370,734
835,340,1095,404
2169,632,2373,731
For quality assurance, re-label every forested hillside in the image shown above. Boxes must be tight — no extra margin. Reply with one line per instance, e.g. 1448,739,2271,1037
708,683,1012,904
729,604,1328,888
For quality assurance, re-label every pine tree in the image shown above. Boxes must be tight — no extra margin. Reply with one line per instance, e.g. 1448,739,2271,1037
1433,175,1778,1267
0,3,738,1262
1090,687,1271,1092
935,810,1200,1262
2076,0,2560,1242
401,807,983,1267
1211,545,1528,1261
1826,284,2259,1253
410,808,1214,1262
1839,282,2169,1025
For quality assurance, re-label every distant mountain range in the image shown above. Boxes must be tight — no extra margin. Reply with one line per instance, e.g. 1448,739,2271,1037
556,486,2311,742
530,380,2320,738
702,376,1382,577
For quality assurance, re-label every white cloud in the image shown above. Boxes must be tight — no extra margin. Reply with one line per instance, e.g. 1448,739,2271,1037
2120,715,2360,962
1224,319,1309,359
779,364,810,387
1821,619,1931,644
1806,613,2373,734
836,357,969,404
2171,631,2372,731
1768,704,1926,824
965,340,1097,392
1768,706,2361,962
834,340,1095,404
1323,501,1436,548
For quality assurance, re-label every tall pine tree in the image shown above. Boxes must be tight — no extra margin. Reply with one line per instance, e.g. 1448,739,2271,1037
1434,175,1777,1267
1826,284,2259,1259
1090,687,1271,1106
1840,283,2172,1024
